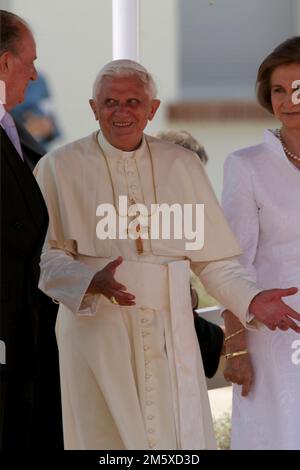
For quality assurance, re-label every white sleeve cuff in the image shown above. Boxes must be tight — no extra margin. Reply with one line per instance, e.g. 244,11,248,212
39,249,101,315
199,259,262,328
77,292,102,316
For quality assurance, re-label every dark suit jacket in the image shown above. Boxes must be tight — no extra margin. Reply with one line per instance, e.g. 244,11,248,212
0,126,48,375
1,122,63,448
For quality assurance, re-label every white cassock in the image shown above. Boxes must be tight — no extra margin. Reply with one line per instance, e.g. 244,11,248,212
34,131,260,450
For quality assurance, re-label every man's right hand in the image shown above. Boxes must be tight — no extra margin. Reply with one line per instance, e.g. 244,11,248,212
86,256,135,306
249,287,300,332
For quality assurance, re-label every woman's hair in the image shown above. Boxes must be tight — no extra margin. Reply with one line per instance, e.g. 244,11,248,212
156,130,208,165
256,36,300,114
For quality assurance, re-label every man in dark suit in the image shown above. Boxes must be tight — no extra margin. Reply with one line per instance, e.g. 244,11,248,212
16,122,63,450
0,10,58,449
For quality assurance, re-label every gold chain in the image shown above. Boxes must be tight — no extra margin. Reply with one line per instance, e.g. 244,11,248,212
224,328,245,343
95,131,158,216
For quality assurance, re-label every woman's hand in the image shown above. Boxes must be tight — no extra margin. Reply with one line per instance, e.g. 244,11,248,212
223,352,253,396
222,310,253,396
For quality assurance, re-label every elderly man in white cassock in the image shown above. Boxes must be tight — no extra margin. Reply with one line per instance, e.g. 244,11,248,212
34,60,300,450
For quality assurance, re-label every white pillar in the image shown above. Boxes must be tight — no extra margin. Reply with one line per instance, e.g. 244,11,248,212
112,0,139,61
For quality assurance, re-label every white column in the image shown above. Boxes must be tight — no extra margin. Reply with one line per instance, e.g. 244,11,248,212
112,0,139,60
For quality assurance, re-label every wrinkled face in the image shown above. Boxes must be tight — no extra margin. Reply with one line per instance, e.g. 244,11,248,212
0,28,37,110
271,63,300,130
89,75,160,151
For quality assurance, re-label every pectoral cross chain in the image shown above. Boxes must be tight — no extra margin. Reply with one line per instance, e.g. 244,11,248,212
135,224,144,255
128,198,144,255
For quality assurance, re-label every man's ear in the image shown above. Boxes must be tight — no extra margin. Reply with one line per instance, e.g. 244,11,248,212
148,99,161,121
89,99,98,121
0,51,11,75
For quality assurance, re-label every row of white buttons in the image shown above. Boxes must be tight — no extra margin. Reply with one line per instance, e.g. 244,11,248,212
117,158,140,200
141,309,157,449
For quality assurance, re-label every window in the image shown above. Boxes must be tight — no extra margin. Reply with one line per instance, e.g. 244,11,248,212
179,0,297,99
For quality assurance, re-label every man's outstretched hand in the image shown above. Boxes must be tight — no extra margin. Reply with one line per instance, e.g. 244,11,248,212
249,287,300,332
86,256,136,306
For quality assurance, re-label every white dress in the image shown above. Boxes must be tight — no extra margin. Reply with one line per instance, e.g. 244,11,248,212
222,129,300,450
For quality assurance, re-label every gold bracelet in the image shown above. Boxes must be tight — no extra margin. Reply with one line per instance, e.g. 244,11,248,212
225,350,248,360
224,328,245,343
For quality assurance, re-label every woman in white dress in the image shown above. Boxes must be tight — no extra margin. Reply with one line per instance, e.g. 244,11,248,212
222,37,300,450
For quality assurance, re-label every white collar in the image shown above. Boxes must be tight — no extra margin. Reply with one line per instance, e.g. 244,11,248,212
97,130,147,161
264,128,289,163
0,103,6,123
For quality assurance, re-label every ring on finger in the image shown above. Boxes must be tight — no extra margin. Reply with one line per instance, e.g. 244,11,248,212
110,296,119,305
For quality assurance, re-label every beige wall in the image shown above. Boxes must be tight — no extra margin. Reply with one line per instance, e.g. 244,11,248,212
11,0,113,143
167,118,278,199
139,0,178,134
0,0,10,9
10,0,178,145
296,0,300,33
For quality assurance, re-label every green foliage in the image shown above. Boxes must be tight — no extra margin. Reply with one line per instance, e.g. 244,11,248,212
213,412,231,450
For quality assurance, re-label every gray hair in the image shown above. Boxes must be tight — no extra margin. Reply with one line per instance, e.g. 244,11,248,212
157,130,209,165
92,59,158,99
0,10,30,56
